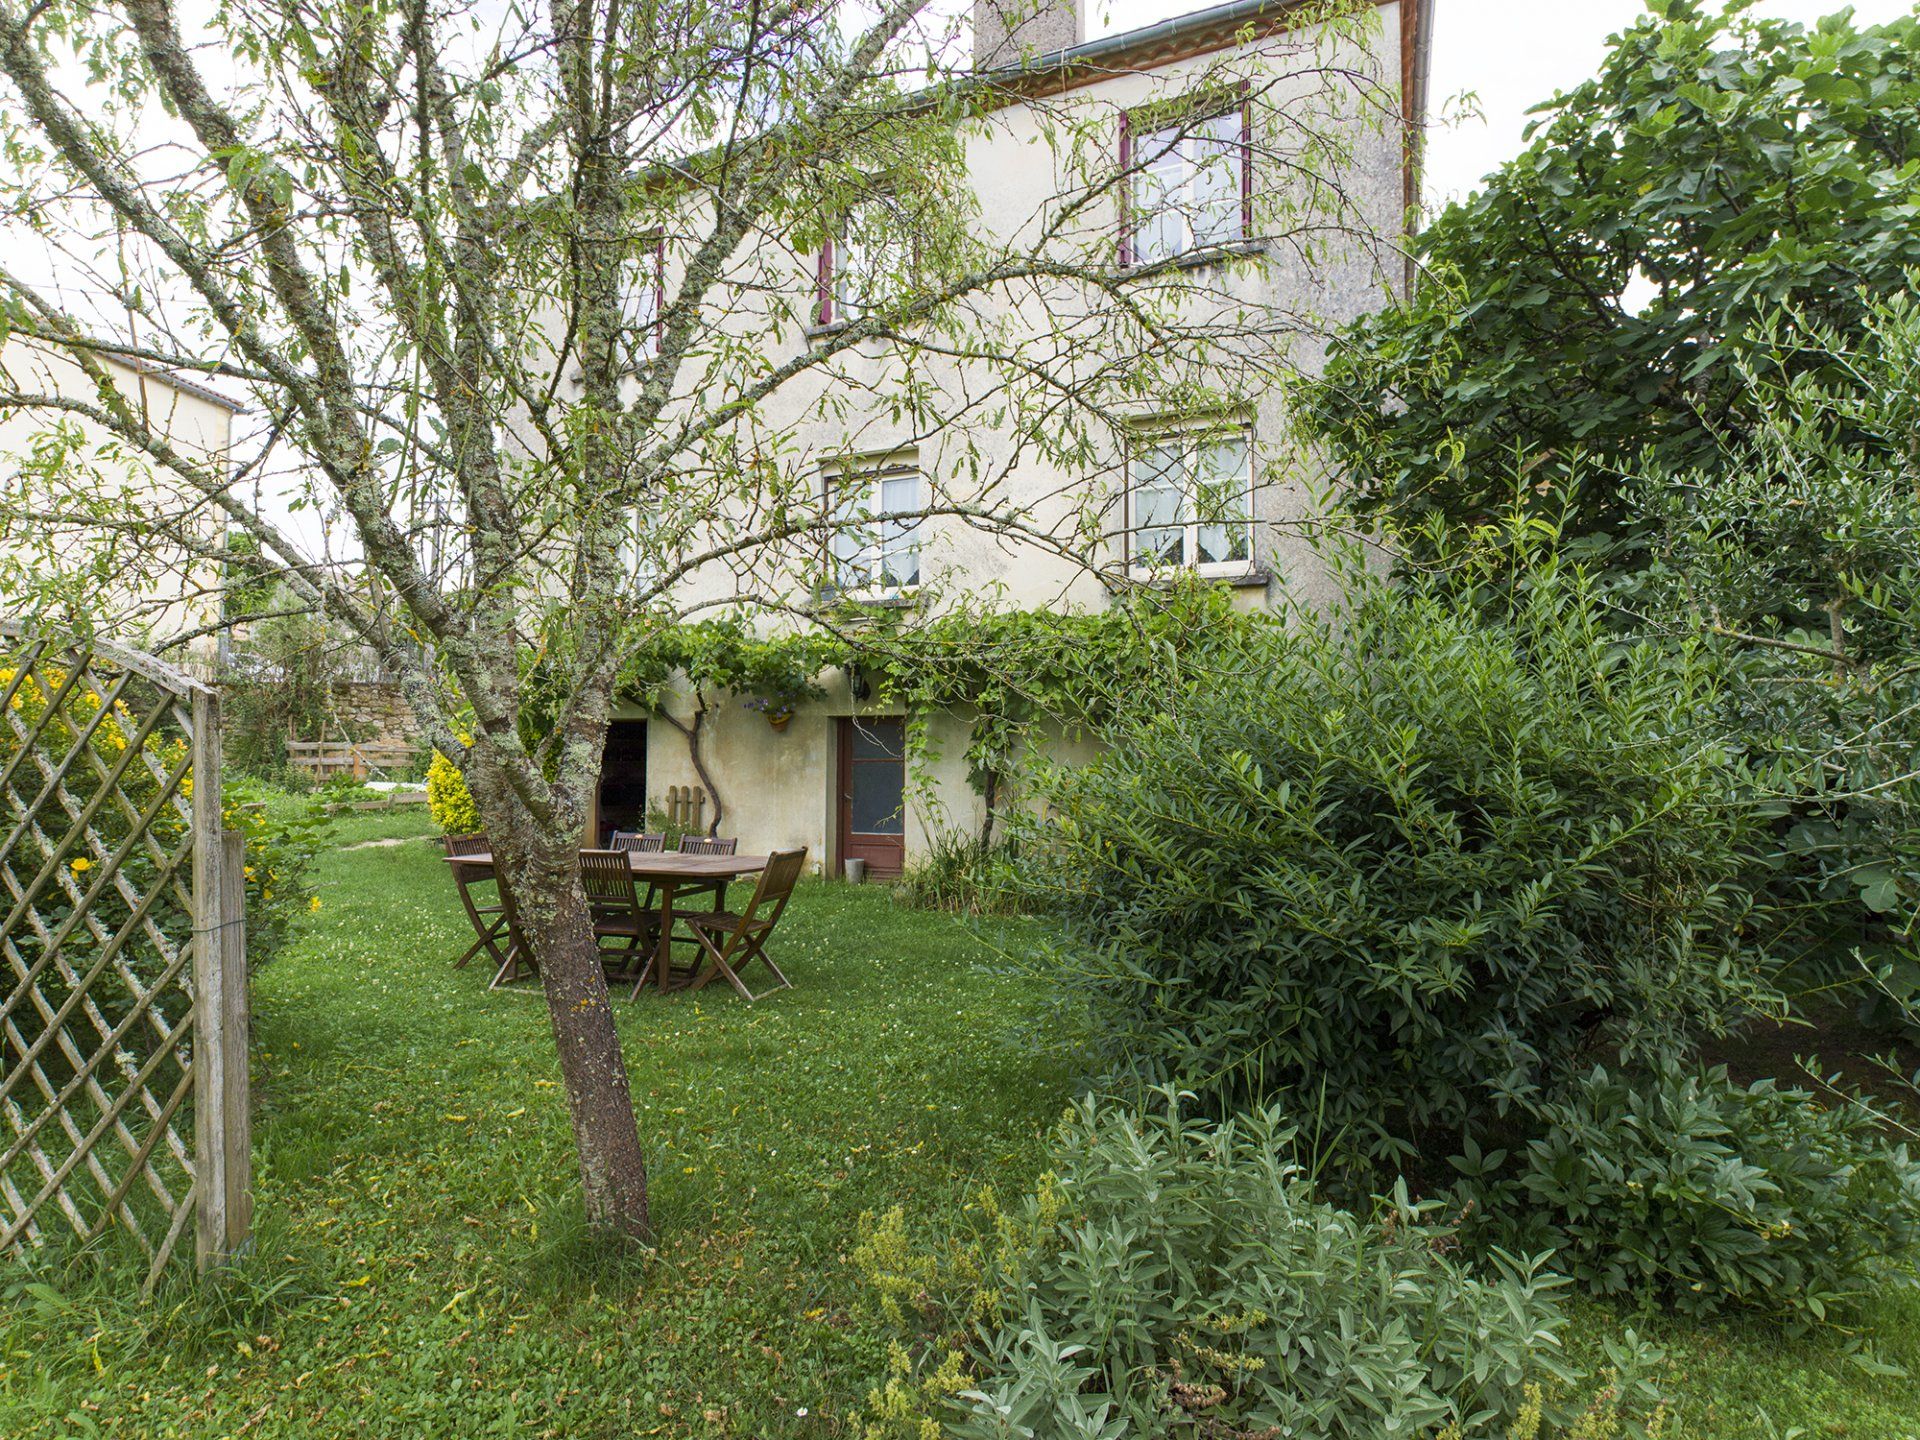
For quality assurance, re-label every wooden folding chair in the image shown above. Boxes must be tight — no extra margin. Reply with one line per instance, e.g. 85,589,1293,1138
487,865,537,989
674,833,738,911
678,847,806,1002
442,833,508,971
609,829,669,910
580,849,659,986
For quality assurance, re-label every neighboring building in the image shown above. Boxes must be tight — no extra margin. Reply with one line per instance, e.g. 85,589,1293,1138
0,336,243,664
597,0,1434,874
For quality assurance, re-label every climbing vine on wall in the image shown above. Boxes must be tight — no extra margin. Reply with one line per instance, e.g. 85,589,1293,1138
855,580,1268,840
596,581,1264,841
614,620,848,833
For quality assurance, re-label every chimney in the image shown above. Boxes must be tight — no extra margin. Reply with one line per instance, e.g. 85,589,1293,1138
973,0,1083,72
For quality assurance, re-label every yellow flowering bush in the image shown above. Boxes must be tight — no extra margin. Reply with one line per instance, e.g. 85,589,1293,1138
426,748,481,834
0,661,317,1001
1,661,200,1075
222,777,320,967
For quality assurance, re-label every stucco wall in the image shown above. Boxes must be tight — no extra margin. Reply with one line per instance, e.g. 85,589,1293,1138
626,677,1080,872
601,3,1409,867
612,2,1406,624
0,338,237,658
629,666,963,864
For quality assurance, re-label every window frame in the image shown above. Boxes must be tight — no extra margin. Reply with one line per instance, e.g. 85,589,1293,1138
1118,85,1254,269
816,192,916,328
619,237,667,365
1123,422,1256,579
823,452,924,598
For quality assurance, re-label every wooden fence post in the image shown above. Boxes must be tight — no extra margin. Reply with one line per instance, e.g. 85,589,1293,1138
191,691,251,1268
218,828,252,1253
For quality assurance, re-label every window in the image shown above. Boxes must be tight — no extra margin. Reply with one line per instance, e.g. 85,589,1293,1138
826,455,922,594
616,505,658,592
1128,427,1252,574
817,195,913,327
619,241,665,363
1121,100,1250,266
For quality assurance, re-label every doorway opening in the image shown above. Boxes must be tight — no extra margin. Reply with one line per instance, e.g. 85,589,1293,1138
597,720,648,843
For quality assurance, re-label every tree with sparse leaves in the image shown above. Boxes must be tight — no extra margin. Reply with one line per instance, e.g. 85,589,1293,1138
0,0,1401,1237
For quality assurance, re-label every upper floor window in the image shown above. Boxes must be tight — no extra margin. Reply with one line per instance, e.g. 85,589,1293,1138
1121,97,1251,267
620,240,665,363
817,195,913,328
826,453,922,594
613,497,665,594
1128,426,1252,575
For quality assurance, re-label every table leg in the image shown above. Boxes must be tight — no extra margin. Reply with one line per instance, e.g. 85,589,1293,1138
653,880,679,990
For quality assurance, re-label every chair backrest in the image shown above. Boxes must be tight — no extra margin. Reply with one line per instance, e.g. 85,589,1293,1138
733,847,807,938
442,832,489,856
676,834,738,856
610,831,666,853
579,850,642,911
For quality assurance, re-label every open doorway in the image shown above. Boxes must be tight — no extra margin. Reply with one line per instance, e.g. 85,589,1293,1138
596,720,648,843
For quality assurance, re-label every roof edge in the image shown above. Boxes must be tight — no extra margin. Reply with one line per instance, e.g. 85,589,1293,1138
973,0,1403,100
110,353,249,414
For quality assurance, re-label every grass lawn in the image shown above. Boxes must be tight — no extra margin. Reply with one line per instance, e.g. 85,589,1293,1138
4,805,1920,1438
2,808,1078,1438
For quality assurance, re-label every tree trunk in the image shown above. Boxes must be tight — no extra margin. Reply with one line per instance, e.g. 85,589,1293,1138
660,697,725,836
488,805,651,1240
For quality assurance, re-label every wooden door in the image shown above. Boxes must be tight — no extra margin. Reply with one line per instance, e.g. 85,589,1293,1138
836,716,906,877
596,720,649,843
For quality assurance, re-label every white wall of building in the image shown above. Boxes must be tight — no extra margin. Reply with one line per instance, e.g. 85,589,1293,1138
606,1,1412,868
0,337,239,660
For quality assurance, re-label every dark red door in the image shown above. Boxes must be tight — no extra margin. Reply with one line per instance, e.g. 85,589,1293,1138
596,720,648,843
836,716,906,878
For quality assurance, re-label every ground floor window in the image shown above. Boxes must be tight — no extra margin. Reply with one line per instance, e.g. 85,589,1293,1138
1127,425,1253,575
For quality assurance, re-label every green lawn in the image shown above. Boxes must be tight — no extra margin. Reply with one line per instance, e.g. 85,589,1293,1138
4,807,1919,1438
2,809,1077,1438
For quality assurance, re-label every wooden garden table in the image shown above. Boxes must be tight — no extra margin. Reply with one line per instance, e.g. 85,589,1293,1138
445,849,770,990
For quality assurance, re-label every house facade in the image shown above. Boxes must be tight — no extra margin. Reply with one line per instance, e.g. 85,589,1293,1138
595,0,1434,875
0,337,242,666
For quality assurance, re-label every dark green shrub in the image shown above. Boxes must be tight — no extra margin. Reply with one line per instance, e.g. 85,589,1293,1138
1297,1,1920,549
1017,552,1780,1170
855,1095,1666,1439
1454,1064,1920,1328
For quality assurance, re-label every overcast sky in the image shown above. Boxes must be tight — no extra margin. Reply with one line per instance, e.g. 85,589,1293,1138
1093,0,1917,210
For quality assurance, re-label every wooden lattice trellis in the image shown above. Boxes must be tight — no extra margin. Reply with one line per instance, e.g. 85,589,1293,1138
0,622,249,1288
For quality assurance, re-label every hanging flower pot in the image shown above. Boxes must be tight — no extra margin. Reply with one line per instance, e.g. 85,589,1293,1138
744,694,798,732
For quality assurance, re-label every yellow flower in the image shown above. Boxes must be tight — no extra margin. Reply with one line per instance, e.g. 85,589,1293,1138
244,865,257,880
69,857,92,875
309,895,322,913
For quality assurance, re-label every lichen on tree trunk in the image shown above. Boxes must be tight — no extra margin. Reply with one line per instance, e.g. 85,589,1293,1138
473,770,651,1240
